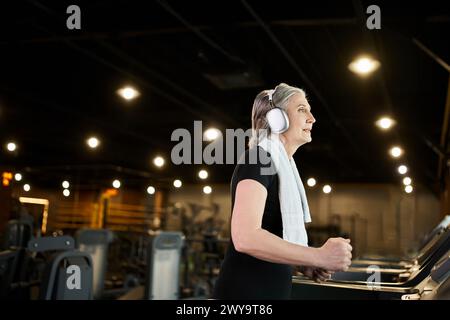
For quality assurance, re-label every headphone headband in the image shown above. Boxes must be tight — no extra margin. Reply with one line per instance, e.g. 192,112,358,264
265,88,289,134
267,89,275,102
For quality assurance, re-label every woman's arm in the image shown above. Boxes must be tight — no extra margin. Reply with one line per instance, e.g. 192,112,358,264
231,179,352,271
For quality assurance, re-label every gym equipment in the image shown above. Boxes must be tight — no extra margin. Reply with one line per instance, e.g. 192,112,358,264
291,227,450,299
120,232,184,300
145,232,183,300
75,228,114,299
2,220,33,250
419,215,450,250
106,232,148,295
179,235,225,299
0,250,20,298
331,222,450,283
1,220,34,298
419,249,450,300
354,215,450,266
28,236,93,300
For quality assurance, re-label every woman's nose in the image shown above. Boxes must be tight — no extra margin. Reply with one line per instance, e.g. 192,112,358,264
308,112,316,123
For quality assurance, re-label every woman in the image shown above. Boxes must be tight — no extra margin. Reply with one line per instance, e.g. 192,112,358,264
212,83,352,299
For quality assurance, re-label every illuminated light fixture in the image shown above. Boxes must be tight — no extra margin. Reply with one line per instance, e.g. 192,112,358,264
2,172,12,186
198,170,208,180
203,185,212,194
405,185,413,193
173,179,182,188
375,117,395,130
63,189,70,197
153,156,165,168
398,165,408,175
87,137,100,149
403,177,412,186
23,184,31,192
19,197,49,234
389,146,403,158
14,173,22,181
323,185,332,194
307,178,316,187
117,86,140,101
103,188,118,197
6,142,17,152
204,128,221,141
62,181,70,189
112,179,121,189
147,186,156,195
348,56,380,76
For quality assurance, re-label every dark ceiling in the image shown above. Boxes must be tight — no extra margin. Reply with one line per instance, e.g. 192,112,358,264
0,0,449,192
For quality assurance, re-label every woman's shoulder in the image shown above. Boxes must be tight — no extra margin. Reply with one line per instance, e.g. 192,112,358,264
232,147,276,189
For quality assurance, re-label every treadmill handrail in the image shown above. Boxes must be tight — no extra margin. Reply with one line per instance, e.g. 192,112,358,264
292,276,420,294
293,228,450,289
341,266,409,274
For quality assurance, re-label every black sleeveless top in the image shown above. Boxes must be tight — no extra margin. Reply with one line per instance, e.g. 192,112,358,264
212,147,293,299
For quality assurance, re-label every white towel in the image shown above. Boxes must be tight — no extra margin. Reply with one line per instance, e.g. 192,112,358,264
258,134,311,246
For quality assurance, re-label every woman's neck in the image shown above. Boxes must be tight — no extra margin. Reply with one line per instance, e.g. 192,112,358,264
279,135,298,159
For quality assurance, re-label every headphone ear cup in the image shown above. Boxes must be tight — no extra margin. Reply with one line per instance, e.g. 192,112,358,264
266,108,289,133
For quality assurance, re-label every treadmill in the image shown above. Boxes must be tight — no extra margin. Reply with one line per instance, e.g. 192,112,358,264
291,227,450,299
418,249,450,300
351,215,450,269
330,217,450,283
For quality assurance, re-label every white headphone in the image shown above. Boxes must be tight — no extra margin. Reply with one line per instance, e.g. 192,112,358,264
266,89,289,133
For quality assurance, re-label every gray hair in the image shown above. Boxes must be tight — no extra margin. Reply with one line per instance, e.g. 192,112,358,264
248,83,306,148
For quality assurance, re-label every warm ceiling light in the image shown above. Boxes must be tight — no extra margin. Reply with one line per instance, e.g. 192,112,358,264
23,184,30,192
117,86,140,100
405,185,413,193
14,173,22,181
307,178,316,187
62,181,70,189
87,137,100,149
203,185,212,194
153,156,165,168
6,142,16,152
349,56,380,76
375,117,395,130
63,189,70,197
389,146,403,158
403,177,412,186
147,186,156,195
204,128,221,141
323,185,332,194
198,170,208,179
398,165,408,175
112,179,121,189
173,179,182,188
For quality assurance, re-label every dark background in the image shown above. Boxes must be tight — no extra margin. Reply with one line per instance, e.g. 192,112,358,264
1,0,449,192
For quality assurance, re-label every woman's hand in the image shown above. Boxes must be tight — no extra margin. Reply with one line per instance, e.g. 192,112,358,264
298,266,333,283
317,237,352,271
